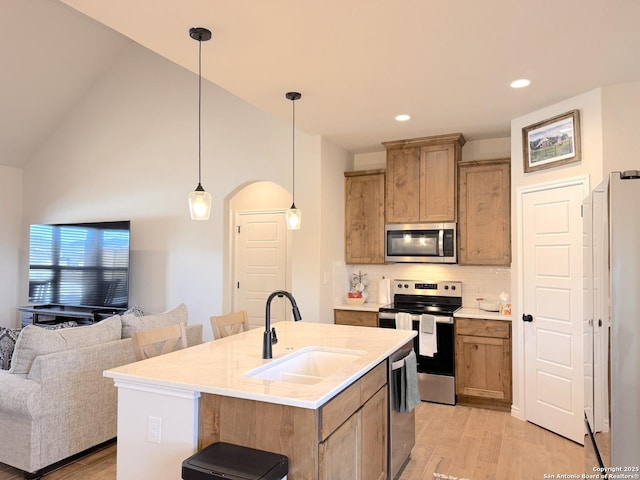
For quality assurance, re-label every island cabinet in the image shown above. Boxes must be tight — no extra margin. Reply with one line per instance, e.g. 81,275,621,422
455,317,512,411
458,158,511,266
198,361,388,480
344,169,386,264
319,370,387,480
334,309,378,327
383,133,465,224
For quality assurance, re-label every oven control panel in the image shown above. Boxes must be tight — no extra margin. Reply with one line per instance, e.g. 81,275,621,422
392,280,462,297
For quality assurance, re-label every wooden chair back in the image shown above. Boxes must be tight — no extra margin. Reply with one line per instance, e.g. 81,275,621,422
210,311,250,339
131,322,188,361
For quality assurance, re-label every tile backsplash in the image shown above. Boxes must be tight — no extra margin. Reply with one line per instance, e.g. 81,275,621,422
334,262,511,308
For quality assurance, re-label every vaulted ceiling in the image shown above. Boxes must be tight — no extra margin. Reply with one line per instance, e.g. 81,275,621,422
3,0,640,168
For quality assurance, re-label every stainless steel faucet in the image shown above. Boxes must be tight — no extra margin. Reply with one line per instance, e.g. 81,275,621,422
263,290,302,359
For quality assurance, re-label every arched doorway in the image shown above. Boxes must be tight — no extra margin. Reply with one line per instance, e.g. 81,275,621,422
227,181,292,328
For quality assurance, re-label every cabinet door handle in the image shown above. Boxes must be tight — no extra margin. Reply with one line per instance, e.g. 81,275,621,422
522,314,533,322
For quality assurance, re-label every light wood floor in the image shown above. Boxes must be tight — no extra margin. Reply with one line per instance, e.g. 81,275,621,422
0,444,116,480
399,402,584,480
0,403,583,480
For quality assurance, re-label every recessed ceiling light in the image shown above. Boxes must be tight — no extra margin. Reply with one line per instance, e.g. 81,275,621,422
395,114,411,122
510,79,531,89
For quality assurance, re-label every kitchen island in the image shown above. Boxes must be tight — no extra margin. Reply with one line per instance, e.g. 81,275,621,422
104,321,415,480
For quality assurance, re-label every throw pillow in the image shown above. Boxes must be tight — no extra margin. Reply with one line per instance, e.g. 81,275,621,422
9,314,122,375
42,320,79,330
0,327,21,370
121,303,188,339
123,304,144,317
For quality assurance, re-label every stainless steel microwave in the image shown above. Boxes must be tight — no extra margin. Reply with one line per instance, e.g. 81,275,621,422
385,223,457,263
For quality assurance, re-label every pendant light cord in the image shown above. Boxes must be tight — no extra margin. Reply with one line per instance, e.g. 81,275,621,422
291,97,296,204
197,39,203,186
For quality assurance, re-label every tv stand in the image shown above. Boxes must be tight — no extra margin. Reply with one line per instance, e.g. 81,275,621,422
18,305,126,327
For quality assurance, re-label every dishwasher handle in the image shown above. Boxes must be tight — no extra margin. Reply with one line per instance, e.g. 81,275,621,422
390,348,414,371
391,358,405,370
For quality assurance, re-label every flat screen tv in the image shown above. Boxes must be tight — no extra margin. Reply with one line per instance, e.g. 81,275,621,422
28,220,130,310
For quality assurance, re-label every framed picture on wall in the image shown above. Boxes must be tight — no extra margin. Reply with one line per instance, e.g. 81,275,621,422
522,109,581,173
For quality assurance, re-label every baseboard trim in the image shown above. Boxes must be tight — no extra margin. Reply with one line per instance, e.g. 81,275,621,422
23,438,116,480
511,404,523,419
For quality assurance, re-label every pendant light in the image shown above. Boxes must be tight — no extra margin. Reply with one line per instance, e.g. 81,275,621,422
188,27,212,220
285,91,302,230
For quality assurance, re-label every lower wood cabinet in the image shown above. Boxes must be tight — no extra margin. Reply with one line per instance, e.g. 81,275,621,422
455,317,512,410
319,386,387,480
334,309,378,327
198,361,387,479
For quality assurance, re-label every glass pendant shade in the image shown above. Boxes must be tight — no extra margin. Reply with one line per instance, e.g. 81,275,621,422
286,203,302,230
189,184,212,220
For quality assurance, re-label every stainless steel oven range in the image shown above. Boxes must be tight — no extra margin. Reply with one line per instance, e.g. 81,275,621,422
379,279,462,405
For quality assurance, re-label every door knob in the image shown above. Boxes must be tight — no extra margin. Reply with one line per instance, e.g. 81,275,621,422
522,314,533,322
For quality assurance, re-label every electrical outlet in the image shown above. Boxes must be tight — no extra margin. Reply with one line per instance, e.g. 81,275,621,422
148,416,161,444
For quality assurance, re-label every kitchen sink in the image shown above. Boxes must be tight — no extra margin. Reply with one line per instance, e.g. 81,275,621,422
244,346,366,385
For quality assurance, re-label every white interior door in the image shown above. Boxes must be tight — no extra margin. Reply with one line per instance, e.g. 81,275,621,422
522,180,585,444
583,190,595,429
590,186,609,434
584,184,610,434
233,211,289,329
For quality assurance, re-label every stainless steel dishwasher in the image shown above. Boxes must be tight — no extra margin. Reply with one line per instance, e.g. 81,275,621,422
387,340,416,479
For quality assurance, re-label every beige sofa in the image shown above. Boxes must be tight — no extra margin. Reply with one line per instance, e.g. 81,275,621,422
0,304,202,478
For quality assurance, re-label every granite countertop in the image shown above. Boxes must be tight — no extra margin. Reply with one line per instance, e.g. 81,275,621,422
104,321,415,409
454,307,512,322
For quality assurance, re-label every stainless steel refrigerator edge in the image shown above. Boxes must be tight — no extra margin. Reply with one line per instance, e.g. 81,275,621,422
583,171,640,469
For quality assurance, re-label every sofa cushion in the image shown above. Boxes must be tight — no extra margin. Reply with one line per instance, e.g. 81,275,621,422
0,327,21,370
121,303,188,339
9,315,122,375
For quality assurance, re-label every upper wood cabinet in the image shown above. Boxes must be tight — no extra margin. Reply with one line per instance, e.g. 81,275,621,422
383,133,465,224
458,158,511,266
344,169,385,264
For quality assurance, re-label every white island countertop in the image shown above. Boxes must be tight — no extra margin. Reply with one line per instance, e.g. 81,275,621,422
105,321,415,409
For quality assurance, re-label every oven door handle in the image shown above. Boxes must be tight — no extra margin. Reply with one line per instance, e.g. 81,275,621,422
378,312,454,324
435,316,454,325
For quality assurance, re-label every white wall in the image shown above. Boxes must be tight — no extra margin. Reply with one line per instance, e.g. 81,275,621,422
509,88,604,419
353,136,511,170
19,42,347,332
602,82,640,173
0,166,22,327
353,151,385,170
320,138,353,320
